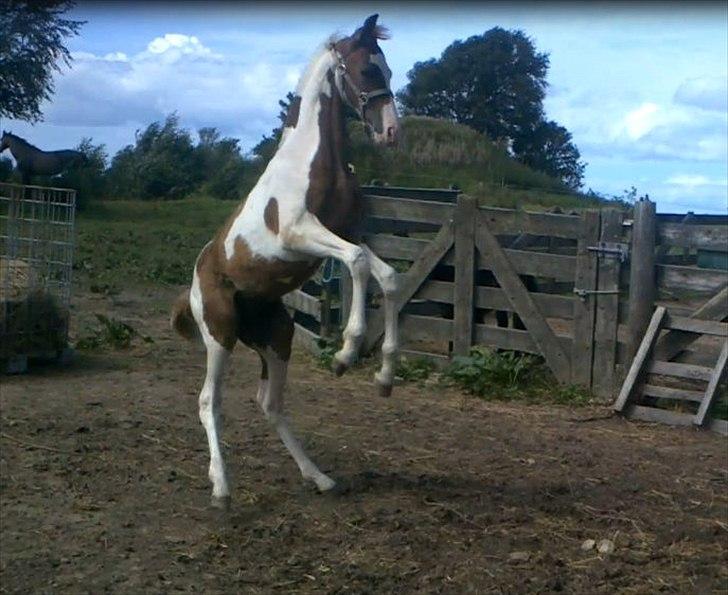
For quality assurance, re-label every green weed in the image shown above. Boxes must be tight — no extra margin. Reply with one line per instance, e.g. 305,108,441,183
76,314,154,350
397,356,436,382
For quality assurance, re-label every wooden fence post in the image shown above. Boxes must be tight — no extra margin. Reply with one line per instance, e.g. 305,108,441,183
453,195,476,356
627,199,657,361
592,209,624,399
571,210,600,387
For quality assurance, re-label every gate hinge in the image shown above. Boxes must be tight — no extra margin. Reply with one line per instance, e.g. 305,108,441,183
588,241,629,262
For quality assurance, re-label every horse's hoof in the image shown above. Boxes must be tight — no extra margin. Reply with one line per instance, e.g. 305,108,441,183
315,475,337,492
377,382,393,398
210,494,231,510
333,361,348,377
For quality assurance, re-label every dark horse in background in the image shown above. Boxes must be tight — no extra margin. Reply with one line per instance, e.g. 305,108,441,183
1,131,87,185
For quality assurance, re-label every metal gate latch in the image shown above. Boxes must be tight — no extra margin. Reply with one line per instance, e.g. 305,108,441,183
573,287,621,300
587,241,629,262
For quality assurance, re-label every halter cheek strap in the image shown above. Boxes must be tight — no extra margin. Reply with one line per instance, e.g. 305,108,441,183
330,48,392,120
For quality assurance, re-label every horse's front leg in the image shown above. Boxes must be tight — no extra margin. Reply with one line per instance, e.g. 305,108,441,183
281,214,369,374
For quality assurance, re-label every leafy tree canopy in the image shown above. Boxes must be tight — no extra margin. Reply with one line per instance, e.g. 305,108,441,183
0,0,84,122
397,27,585,189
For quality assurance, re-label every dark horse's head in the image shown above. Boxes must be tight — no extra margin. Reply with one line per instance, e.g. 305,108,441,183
331,14,399,146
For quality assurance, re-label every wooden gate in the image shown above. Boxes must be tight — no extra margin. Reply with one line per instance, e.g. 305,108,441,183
356,189,627,397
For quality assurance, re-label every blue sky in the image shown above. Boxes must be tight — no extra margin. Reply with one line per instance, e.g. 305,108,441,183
3,1,727,213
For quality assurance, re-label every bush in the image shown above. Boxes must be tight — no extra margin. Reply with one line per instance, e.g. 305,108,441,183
444,347,538,396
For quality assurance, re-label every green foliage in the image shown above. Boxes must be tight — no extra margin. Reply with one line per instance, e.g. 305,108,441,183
315,337,341,369
0,155,13,181
397,357,435,382
0,1,84,122
56,137,107,209
396,27,584,188
106,114,202,200
443,346,592,406
445,347,538,396
76,313,153,350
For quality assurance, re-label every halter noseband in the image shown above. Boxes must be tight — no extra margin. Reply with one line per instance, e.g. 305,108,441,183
330,47,392,120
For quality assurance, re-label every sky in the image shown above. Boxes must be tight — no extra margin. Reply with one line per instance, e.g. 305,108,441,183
3,1,727,213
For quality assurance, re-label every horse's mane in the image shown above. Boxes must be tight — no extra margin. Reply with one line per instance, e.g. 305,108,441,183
3,132,40,151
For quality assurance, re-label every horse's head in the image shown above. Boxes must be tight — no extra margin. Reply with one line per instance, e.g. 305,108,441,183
331,14,399,146
0,131,9,153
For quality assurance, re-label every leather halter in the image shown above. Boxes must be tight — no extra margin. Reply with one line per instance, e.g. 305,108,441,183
330,47,392,120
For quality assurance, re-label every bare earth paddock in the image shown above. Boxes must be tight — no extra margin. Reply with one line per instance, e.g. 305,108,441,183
1,287,727,594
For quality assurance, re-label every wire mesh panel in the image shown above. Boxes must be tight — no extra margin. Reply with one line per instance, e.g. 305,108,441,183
0,183,76,359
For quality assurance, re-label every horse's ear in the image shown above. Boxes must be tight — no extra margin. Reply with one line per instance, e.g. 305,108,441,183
353,13,378,41
362,14,378,32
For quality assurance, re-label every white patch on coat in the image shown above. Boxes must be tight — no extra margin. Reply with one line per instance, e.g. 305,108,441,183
223,49,337,266
369,52,392,85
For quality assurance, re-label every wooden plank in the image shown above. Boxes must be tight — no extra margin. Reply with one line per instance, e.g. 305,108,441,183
614,306,667,412
648,360,713,382
593,210,624,399
453,195,477,355
657,221,728,251
477,206,582,239
475,220,571,383
400,315,452,342
657,264,728,294
654,286,728,361
642,383,705,402
695,339,728,426
363,234,429,261
415,281,575,320
708,418,728,436
362,221,455,352
365,195,454,225
362,185,459,203
475,249,576,282
282,289,321,321
625,404,694,427
665,315,728,337
627,200,657,361
571,210,601,386
473,323,573,355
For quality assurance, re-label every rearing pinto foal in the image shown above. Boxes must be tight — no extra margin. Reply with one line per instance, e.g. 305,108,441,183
171,15,400,507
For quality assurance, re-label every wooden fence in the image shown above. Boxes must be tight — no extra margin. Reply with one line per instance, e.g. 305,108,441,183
284,187,728,405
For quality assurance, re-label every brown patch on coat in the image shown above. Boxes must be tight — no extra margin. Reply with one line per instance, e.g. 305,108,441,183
304,72,363,243
284,95,301,129
263,197,279,234
190,201,318,356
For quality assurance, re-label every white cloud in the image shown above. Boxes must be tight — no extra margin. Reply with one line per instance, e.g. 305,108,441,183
674,76,728,112
665,174,727,188
37,33,304,149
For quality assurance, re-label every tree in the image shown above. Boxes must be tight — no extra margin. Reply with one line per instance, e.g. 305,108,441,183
252,91,298,163
512,120,585,190
397,27,585,188
0,1,84,122
56,137,107,209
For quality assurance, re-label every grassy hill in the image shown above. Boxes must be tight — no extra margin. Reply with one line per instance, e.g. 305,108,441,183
349,116,607,211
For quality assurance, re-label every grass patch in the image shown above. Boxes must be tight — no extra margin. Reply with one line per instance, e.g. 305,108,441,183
397,356,436,383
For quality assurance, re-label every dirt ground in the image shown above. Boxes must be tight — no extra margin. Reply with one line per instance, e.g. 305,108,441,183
1,286,727,594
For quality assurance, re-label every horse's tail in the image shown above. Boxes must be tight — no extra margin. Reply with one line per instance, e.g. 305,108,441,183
170,289,199,341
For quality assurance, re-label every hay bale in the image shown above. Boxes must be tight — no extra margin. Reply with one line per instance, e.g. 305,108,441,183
0,257,38,301
1,290,69,359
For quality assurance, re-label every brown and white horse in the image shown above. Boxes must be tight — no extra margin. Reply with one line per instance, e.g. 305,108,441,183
171,15,400,507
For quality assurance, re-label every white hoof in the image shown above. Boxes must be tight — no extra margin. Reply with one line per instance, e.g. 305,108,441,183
210,494,231,510
314,474,336,492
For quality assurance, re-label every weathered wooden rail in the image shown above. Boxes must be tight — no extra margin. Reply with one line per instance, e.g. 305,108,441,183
284,187,728,426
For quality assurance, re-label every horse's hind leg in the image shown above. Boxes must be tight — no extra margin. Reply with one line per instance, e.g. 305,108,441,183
189,267,236,509
250,302,335,491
